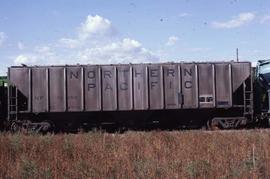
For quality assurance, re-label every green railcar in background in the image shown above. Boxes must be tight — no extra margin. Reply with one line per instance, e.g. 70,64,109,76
0,76,7,86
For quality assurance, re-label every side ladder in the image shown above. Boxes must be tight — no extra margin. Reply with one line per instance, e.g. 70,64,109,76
8,85,18,121
243,78,253,118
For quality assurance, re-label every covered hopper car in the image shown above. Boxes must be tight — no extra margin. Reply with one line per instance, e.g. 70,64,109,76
1,60,270,132
1,61,260,132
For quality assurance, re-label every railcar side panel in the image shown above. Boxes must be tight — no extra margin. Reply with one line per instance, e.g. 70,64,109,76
84,66,101,111
9,67,31,112
215,64,232,108
163,64,181,109
198,64,215,108
8,62,251,115
32,68,48,112
102,66,117,111
148,65,164,109
232,62,251,92
133,65,149,110
117,65,133,110
49,67,65,112
66,67,83,111
181,64,198,108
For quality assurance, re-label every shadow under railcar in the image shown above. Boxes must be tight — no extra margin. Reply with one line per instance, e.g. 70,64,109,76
12,107,246,133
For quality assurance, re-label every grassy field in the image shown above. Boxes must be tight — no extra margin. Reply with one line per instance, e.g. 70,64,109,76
0,130,270,178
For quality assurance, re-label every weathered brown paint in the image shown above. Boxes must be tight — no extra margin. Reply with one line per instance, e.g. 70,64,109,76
163,64,181,109
215,63,232,107
133,64,148,110
102,66,117,111
49,67,65,112
66,66,83,111
198,64,214,108
117,65,133,110
148,65,164,109
8,62,251,113
232,62,251,92
84,66,101,111
32,68,48,112
181,63,198,108
9,67,31,111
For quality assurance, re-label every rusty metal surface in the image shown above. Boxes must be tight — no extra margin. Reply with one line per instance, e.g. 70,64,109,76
215,63,232,108
101,66,117,111
163,64,181,109
117,65,133,110
32,68,48,112
66,66,83,111
49,67,65,112
84,66,101,111
198,64,215,108
148,64,164,109
181,63,198,108
133,64,148,110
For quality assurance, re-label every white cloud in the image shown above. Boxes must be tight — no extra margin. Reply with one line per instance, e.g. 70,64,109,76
14,48,61,66
166,36,179,46
17,41,25,50
77,38,157,64
14,54,38,65
14,15,158,66
212,12,255,29
78,15,116,40
58,15,116,49
260,15,270,24
0,32,7,47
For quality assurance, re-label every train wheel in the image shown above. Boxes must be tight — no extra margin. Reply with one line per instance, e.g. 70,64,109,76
31,121,54,134
19,120,54,134
41,120,54,133
10,121,20,133
206,119,220,130
207,117,246,130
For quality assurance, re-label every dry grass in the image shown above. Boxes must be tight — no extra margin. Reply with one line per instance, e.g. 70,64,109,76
0,129,270,178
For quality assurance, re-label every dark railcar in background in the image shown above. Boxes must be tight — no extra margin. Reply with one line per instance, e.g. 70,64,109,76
0,77,7,130
7,62,253,132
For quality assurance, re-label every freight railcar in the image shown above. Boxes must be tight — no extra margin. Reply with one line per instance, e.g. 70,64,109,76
6,61,253,132
0,77,7,130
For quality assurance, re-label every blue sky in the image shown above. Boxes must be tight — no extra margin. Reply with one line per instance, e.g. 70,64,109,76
0,0,270,75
